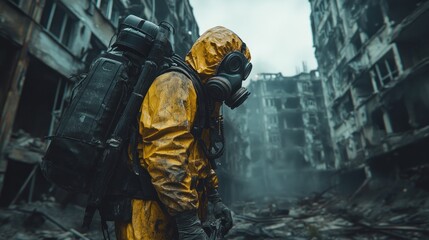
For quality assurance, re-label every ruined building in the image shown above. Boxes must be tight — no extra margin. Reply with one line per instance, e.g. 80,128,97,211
309,0,429,172
0,0,199,204
225,71,333,197
0,0,199,159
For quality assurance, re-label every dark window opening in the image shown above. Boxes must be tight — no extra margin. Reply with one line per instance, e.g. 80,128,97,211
412,101,429,128
371,109,386,132
312,81,323,95
0,37,19,115
284,81,298,94
359,3,384,38
284,97,300,109
13,58,67,138
387,0,425,25
284,130,306,147
285,113,304,128
335,91,354,121
397,41,429,70
274,98,282,110
353,72,374,104
387,100,412,132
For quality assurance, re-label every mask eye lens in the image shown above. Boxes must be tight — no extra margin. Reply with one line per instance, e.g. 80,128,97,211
243,62,252,80
228,55,242,73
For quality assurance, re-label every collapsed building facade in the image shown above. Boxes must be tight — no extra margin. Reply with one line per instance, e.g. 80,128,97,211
309,0,429,173
0,0,199,204
224,71,334,198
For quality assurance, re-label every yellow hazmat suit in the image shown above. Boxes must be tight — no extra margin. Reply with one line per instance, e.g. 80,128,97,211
115,26,251,240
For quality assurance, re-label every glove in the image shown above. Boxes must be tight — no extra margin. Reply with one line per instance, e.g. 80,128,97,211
208,189,233,235
175,210,208,240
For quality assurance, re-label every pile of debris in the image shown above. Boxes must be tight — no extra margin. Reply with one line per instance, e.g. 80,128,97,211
0,200,113,240
225,179,429,240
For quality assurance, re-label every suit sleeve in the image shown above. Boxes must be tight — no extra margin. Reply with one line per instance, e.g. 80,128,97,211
139,71,198,215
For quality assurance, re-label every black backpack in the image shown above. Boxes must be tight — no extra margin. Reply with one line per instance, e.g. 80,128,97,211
42,15,166,192
41,15,208,227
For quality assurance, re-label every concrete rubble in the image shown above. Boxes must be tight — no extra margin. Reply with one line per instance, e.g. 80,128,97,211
0,169,428,239
225,179,429,240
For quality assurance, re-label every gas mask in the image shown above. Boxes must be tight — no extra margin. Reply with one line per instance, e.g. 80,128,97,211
206,45,252,109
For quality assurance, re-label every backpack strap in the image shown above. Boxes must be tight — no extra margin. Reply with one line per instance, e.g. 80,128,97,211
162,55,210,138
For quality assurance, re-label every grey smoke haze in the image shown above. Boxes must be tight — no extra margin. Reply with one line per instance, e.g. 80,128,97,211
189,0,318,79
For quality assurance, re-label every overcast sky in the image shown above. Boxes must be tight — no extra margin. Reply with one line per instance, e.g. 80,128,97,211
188,0,318,79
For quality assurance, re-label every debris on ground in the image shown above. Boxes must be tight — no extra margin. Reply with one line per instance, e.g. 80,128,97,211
226,179,429,240
0,200,114,240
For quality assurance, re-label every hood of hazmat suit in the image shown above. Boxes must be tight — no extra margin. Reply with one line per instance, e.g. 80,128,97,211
186,26,252,83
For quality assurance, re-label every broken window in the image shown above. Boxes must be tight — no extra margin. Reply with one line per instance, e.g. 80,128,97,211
386,0,425,25
387,100,412,133
371,108,386,133
373,50,399,87
285,113,304,128
397,40,429,70
333,60,347,91
284,97,300,109
40,0,78,48
333,91,354,123
284,81,298,94
411,101,429,128
359,3,384,39
13,57,68,138
353,72,375,105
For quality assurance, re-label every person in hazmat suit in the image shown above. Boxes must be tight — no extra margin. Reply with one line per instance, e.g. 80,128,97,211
115,26,252,240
